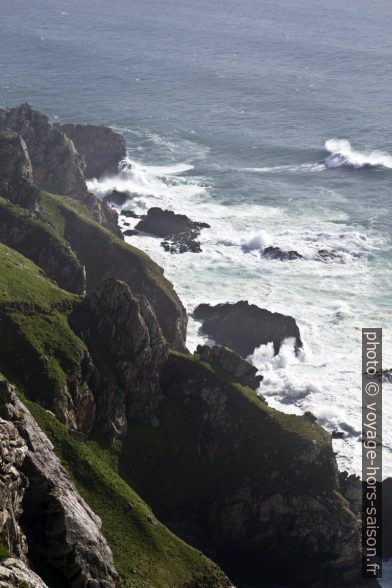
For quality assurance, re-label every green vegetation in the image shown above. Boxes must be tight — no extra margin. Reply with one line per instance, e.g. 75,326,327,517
0,538,10,562
26,398,228,587
0,242,88,414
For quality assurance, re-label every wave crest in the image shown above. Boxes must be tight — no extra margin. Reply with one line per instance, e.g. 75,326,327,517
325,138,392,169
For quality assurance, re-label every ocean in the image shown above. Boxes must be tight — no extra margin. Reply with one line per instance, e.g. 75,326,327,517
1,0,391,497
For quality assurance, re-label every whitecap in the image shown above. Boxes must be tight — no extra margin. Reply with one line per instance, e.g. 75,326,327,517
325,138,392,169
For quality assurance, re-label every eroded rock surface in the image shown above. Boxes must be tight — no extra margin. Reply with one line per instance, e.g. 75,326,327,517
194,300,303,356
0,131,40,211
60,123,126,179
71,278,168,439
0,375,118,587
0,558,48,588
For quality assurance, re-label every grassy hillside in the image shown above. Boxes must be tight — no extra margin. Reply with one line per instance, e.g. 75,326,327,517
26,397,230,588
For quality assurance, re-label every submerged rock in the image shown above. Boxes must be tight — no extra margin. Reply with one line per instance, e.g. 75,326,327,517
262,245,303,261
194,300,303,357
197,344,263,390
136,207,210,253
60,122,126,179
121,209,139,218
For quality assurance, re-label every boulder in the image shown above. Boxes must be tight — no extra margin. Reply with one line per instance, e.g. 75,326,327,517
0,131,40,211
162,231,202,254
196,344,263,390
60,123,126,179
262,246,303,261
194,300,303,357
103,189,130,207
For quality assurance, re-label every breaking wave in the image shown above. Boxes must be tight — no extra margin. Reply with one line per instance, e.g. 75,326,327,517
325,138,392,169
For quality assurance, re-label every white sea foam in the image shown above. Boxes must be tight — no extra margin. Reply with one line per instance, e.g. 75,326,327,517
325,138,392,169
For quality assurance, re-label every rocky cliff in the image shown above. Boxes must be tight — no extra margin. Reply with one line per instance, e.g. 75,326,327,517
0,376,118,588
60,123,126,179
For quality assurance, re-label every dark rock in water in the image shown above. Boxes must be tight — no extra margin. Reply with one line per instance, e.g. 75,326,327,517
0,131,40,211
197,344,263,390
103,189,130,207
194,300,303,356
123,229,137,237
60,123,126,179
121,209,139,218
262,246,303,261
136,207,209,253
316,248,344,262
161,231,202,254
136,207,209,237
331,430,345,439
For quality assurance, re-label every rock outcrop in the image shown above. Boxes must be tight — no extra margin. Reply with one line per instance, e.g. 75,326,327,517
196,344,263,390
0,104,86,198
0,558,49,588
60,123,126,179
0,376,118,587
0,104,121,236
72,278,168,439
136,207,210,253
0,130,40,211
194,300,303,357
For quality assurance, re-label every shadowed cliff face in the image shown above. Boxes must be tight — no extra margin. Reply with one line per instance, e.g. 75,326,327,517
121,353,377,588
71,278,168,440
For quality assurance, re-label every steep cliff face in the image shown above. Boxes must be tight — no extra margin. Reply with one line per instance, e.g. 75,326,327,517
60,123,126,179
0,104,86,198
0,130,41,211
0,104,120,235
122,353,373,588
71,278,168,440
0,376,118,587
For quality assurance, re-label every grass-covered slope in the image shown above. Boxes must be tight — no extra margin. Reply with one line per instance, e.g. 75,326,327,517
0,196,85,294
0,242,91,428
39,192,187,349
25,397,230,588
